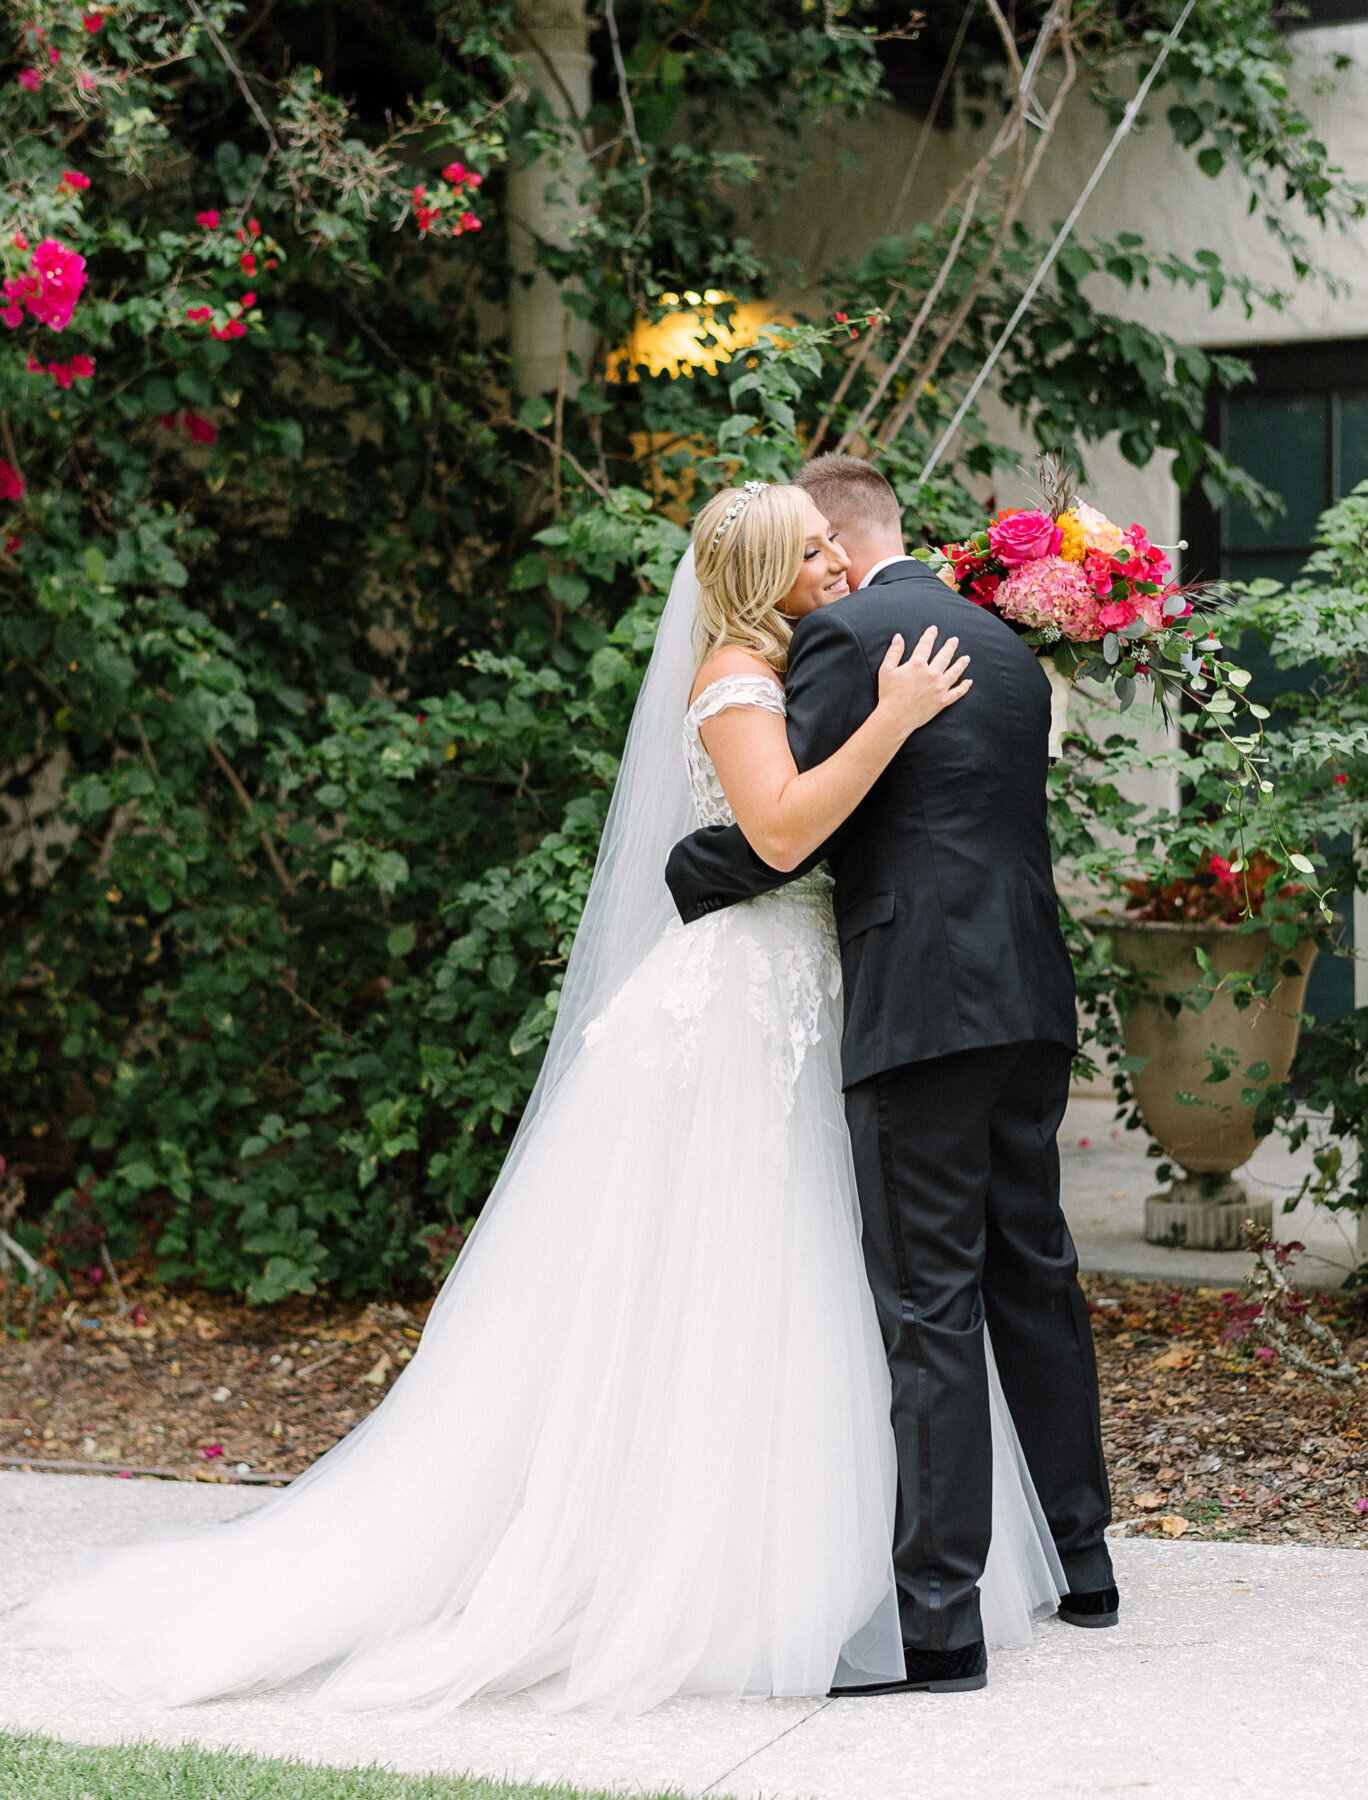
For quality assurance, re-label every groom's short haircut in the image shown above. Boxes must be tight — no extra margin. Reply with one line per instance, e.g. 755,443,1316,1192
795,453,902,535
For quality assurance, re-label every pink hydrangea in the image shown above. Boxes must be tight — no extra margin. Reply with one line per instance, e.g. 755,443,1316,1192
994,554,1103,641
987,508,1063,565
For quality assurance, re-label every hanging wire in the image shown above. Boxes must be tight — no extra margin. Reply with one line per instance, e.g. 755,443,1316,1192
917,0,1199,486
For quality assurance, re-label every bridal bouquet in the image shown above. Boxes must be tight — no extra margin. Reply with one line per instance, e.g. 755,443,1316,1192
914,461,1195,729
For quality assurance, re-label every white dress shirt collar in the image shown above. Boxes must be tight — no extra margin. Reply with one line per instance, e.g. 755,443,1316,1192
856,553,917,590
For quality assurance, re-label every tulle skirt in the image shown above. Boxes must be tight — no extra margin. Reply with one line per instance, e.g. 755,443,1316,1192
19,878,1062,1714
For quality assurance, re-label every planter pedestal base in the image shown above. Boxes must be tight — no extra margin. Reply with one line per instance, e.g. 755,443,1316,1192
1144,1177,1272,1251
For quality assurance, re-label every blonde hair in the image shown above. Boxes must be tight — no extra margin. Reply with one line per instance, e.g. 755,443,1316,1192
691,482,807,675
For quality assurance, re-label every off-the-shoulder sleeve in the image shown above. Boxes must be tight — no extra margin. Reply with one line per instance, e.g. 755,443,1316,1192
687,673,787,728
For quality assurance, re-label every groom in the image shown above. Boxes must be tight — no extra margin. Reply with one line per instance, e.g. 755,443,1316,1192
665,454,1116,1695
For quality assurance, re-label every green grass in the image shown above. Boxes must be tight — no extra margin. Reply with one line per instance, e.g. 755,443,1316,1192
0,1732,694,1800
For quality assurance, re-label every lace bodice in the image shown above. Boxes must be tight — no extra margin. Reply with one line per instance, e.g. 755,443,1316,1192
683,673,786,826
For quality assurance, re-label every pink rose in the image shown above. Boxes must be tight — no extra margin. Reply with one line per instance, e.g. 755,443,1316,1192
987,508,1063,565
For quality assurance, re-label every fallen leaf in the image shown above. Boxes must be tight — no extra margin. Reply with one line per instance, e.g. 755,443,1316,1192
1153,1346,1195,1371
1159,1515,1189,1537
1135,1491,1165,1511
360,1353,393,1387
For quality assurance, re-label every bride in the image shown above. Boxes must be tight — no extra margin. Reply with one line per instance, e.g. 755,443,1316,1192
19,480,1064,1715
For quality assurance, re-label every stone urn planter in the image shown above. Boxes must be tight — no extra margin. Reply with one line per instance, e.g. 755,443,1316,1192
1089,917,1317,1250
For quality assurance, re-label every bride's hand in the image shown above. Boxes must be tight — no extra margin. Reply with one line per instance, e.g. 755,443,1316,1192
876,627,972,737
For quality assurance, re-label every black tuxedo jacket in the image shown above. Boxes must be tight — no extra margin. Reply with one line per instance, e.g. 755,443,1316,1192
665,560,1078,1089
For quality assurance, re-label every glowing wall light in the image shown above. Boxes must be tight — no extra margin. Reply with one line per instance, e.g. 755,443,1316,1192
610,291,786,380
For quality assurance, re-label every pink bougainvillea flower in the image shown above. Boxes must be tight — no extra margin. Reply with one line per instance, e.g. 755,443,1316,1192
70,353,95,378
183,413,217,444
195,209,220,229
247,217,261,237
1334,773,1349,786
25,354,43,373
19,69,41,91
3,532,20,553
83,12,104,31
185,305,212,324
12,233,28,251
442,162,466,184
238,291,256,308
47,361,74,388
23,238,89,331
987,508,1063,565
78,72,97,93
60,170,91,191
49,47,62,65
1253,1346,1277,1362
210,318,246,340
0,306,21,330
459,212,481,232
466,172,482,188
158,413,180,429
0,461,25,502
265,257,278,269
239,251,257,274
201,1443,225,1460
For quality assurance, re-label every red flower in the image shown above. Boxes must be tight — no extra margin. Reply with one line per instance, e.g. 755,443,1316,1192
183,413,217,444
234,228,246,243
47,361,74,388
210,319,246,340
25,354,43,373
12,233,28,251
459,212,481,232
265,257,278,270
48,47,61,66
442,163,466,184
70,353,95,377
412,184,427,201
195,209,220,229
238,291,256,309
835,311,848,323
79,73,96,93
1334,773,1349,786
3,532,20,553
60,170,92,191
18,70,41,92
0,460,26,502
83,12,104,31
466,171,483,188
239,251,257,274
158,413,180,430
247,218,261,237
185,305,212,324
201,1443,225,1460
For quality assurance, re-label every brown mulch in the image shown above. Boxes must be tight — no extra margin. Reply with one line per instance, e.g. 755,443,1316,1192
2,1266,1366,1546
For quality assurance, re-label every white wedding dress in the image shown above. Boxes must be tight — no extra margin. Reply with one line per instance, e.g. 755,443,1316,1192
19,672,1064,1715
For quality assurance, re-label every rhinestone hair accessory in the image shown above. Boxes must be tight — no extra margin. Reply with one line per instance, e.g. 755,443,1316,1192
710,479,769,547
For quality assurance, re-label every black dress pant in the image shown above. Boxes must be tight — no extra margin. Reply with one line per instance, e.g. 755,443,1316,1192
844,1040,1113,1651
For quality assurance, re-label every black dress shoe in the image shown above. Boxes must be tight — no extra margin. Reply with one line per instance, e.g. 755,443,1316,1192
1057,1585,1120,1628
829,1640,987,1696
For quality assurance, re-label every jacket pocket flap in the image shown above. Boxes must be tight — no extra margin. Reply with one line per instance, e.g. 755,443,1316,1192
836,890,895,939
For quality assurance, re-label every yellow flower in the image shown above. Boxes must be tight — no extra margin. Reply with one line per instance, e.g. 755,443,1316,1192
1073,500,1125,559
1056,510,1088,563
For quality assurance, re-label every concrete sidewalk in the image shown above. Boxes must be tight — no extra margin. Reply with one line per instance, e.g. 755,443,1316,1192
1059,1095,1362,1289
2,1471,1365,1800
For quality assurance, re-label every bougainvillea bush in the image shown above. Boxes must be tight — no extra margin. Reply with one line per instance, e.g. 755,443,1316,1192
1,2,1361,1302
